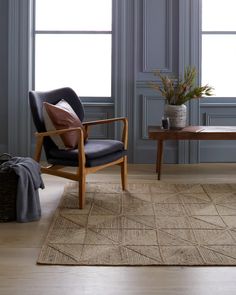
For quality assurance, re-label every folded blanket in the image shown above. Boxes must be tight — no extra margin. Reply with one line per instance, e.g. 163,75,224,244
0,157,44,222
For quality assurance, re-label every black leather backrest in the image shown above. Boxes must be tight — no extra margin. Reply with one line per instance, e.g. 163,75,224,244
29,87,85,133
29,87,85,158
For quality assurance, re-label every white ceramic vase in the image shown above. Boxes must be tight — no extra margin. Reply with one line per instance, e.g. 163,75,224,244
164,104,187,129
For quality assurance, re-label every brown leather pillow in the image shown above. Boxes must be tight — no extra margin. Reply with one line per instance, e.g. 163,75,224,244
43,104,66,149
43,99,88,149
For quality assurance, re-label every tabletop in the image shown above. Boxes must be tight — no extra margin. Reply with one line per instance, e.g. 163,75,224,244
148,126,236,140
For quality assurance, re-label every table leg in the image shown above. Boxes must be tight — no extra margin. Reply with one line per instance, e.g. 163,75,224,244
156,140,163,180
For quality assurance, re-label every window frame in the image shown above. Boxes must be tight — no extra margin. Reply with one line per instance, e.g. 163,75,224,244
32,0,113,101
201,0,236,98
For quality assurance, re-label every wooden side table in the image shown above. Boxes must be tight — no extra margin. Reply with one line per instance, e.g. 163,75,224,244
148,126,236,180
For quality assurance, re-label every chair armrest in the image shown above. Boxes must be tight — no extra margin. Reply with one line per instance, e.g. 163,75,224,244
35,127,83,138
83,117,127,126
34,127,85,164
83,117,128,149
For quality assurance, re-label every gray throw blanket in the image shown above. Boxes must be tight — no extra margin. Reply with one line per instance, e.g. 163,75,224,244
0,157,44,222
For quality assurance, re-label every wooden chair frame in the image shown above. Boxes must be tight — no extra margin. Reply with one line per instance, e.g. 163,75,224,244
34,117,128,209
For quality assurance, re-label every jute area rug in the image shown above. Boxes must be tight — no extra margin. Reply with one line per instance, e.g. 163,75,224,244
37,182,236,266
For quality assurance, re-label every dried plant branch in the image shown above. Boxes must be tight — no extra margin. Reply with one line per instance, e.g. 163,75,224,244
150,67,214,105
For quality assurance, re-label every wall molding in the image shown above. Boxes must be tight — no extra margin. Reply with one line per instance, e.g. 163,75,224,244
178,0,201,164
136,80,167,89
85,112,110,138
8,0,33,156
204,113,236,126
136,81,152,88
83,102,114,107
178,0,191,164
141,95,164,139
189,0,201,163
142,0,172,73
113,0,136,162
201,103,236,108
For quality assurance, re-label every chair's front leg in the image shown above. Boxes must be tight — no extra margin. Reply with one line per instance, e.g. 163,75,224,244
77,128,86,209
79,173,86,209
122,118,128,150
34,134,44,162
121,156,128,190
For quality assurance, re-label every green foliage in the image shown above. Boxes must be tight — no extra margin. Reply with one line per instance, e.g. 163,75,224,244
150,67,214,105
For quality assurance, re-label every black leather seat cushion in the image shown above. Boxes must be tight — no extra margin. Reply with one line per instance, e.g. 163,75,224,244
48,139,126,167
84,140,124,159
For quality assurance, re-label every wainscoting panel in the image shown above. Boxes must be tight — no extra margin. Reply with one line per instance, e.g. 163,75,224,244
83,105,114,139
199,103,236,162
141,95,165,139
136,0,179,83
133,91,178,164
142,0,172,72
200,144,236,162
134,145,178,165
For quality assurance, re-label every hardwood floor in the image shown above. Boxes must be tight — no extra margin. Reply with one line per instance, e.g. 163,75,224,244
1,164,236,295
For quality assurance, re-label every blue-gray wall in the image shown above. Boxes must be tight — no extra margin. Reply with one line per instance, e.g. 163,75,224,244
1,0,236,163
0,0,8,153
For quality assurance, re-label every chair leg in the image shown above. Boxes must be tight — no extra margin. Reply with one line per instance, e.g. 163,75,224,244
121,156,127,190
78,174,86,209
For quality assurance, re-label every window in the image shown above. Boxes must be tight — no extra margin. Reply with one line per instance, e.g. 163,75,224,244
202,0,236,97
34,0,112,97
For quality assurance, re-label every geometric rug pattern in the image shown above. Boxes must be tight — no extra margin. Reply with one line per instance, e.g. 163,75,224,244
37,182,236,265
